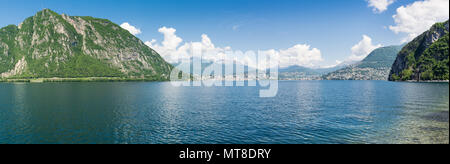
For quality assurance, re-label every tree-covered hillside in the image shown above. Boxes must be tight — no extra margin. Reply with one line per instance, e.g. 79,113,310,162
389,20,449,81
0,9,173,80
323,45,403,80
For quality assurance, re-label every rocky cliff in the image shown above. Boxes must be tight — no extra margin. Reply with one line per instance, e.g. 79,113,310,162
389,20,449,81
0,9,173,80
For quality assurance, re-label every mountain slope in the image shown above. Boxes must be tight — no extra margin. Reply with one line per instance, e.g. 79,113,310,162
278,65,344,80
0,9,173,80
323,45,403,80
278,65,321,80
389,20,449,81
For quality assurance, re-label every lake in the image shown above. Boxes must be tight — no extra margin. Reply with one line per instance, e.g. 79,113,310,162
0,81,448,144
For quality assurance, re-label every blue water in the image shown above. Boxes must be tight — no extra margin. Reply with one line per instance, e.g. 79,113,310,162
0,81,448,144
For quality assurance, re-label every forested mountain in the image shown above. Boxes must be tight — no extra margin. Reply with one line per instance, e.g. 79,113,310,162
389,20,449,81
0,9,173,80
323,45,403,80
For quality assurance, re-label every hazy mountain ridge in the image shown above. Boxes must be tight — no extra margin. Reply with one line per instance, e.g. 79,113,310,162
278,65,345,80
323,45,403,80
0,9,173,80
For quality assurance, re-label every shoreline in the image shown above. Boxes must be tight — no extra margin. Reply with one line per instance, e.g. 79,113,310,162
0,77,169,83
405,80,450,83
1,78,449,83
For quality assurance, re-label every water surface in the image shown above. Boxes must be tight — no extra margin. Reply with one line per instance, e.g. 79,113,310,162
0,81,448,144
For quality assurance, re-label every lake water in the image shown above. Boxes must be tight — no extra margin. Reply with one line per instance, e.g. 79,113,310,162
0,81,448,144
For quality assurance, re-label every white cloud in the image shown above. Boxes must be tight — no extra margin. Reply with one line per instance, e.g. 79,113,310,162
158,27,183,50
146,27,323,69
347,35,382,62
320,35,383,68
145,28,226,64
367,0,395,13
232,25,240,31
389,0,449,42
278,44,323,68
120,22,142,35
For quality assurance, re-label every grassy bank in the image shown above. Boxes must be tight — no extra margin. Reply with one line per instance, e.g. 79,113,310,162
405,80,450,83
0,77,169,83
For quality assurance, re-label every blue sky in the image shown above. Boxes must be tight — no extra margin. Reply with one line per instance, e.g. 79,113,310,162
1,0,448,67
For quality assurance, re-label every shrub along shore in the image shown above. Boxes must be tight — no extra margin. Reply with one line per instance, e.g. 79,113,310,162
1,77,448,83
0,77,169,83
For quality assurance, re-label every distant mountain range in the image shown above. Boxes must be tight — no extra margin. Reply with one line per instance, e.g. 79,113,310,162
389,20,449,81
278,45,405,81
279,21,449,82
1,9,447,82
323,45,403,80
278,65,345,80
172,60,258,77
0,9,173,80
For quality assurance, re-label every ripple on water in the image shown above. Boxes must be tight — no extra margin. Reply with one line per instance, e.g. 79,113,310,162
0,81,448,144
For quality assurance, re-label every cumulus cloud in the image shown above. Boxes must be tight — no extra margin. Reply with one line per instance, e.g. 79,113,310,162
278,44,323,68
367,0,395,13
232,25,240,31
389,0,449,42
120,22,142,35
146,27,323,69
347,35,382,62
158,27,183,50
145,28,230,64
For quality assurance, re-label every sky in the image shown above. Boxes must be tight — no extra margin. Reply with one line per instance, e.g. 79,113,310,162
0,0,449,68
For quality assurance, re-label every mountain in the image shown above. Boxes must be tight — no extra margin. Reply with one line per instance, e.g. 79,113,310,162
0,9,173,80
278,65,321,80
278,65,344,80
173,60,260,77
389,20,449,81
279,65,321,75
323,45,403,80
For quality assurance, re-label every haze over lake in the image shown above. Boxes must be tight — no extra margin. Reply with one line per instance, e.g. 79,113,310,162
0,81,448,144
